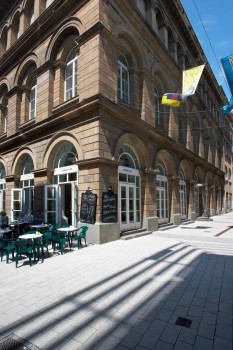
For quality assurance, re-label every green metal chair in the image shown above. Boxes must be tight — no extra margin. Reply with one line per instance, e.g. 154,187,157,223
15,240,33,267
0,238,16,263
50,231,68,255
60,225,72,250
73,226,88,249
41,231,52,261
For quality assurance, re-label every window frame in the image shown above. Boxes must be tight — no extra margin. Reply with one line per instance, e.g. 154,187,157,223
29,79,37,119
118,57,130,104
64,48,78,101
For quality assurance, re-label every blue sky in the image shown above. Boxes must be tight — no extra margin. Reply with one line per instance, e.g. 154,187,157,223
181,0,232,100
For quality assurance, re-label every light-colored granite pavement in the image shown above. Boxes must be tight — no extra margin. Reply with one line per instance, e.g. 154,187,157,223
0,213,233,350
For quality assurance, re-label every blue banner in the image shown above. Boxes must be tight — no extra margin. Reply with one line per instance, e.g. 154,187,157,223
221,53,233,95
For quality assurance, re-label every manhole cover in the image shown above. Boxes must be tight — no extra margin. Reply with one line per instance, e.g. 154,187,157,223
0,334,42,350
175,316,192,328
0,337,28,350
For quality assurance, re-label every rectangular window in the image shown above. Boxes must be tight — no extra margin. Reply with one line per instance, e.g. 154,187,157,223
29,85,36,119
118,61,130,104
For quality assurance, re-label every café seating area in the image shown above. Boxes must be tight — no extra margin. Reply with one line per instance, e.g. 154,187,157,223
0,222,88,267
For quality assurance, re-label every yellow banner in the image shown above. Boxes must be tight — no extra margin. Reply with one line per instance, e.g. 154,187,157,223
182,64,205,97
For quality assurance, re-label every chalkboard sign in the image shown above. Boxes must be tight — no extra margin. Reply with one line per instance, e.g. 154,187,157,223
80,190,97,224
102,190,118,223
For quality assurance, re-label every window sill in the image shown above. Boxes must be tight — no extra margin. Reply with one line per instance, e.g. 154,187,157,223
0,132,7,141
52,96,80,115
19,118,36,131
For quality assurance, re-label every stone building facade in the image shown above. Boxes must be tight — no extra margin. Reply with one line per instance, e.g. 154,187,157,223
0,0,232,244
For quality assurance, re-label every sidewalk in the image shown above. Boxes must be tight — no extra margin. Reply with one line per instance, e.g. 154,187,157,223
0,213,233,350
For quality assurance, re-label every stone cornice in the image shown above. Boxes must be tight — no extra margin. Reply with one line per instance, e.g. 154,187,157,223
76,157,118,168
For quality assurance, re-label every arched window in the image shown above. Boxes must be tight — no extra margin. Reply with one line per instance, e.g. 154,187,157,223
177,42,183,69
54,143,78,183
2,97,7,133
0,87,8,134
156,9,165,42
154,87,160,125
204,135,209,161
65,48,78,101
225,166,228,180
24,0,35,29
29,78,37,119
11,12,20,43
0,26,8,55
118,145,139,169
167,28,175,58
118,55,130,104
19,63,37,123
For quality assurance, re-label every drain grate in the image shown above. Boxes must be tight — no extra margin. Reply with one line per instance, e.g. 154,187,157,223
175,316,192,328
0,334,42,350
0,337,28,350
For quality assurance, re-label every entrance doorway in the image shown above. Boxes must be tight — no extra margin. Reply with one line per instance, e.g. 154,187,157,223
44,143,78,226
156,183,168,223
156,160,169,224
120,182,140,231
118,145,141,232
118,167,141,232
44,182,78,226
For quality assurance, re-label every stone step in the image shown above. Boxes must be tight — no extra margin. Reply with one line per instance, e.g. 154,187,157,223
196,216,213,221
158,223,178,231
181,219,194,225
120,229,152,240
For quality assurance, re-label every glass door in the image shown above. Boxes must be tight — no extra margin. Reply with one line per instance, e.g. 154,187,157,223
157,186,168,224
44,185,58,224
120,183,139,231
11,189,23,222
179,180,187,219
0,190,4,212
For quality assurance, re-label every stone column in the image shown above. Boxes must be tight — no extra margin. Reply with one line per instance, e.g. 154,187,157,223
33,168,52,223
36,64,54,121
168,175,181,225
76,158,120,244
7,87,21,137
189,180,196,221
168,109,178,141
53,60,65,107
6,25,13,50
34,0,45,20
142,168,158,232
20,86,30,124
0,104,6,134
186,120,193,151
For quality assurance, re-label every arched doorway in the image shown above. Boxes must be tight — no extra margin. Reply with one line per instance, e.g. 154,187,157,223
118,145,141,231
44,143,78,225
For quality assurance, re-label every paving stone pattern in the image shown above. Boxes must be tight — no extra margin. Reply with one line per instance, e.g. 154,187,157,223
0,213,233,349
